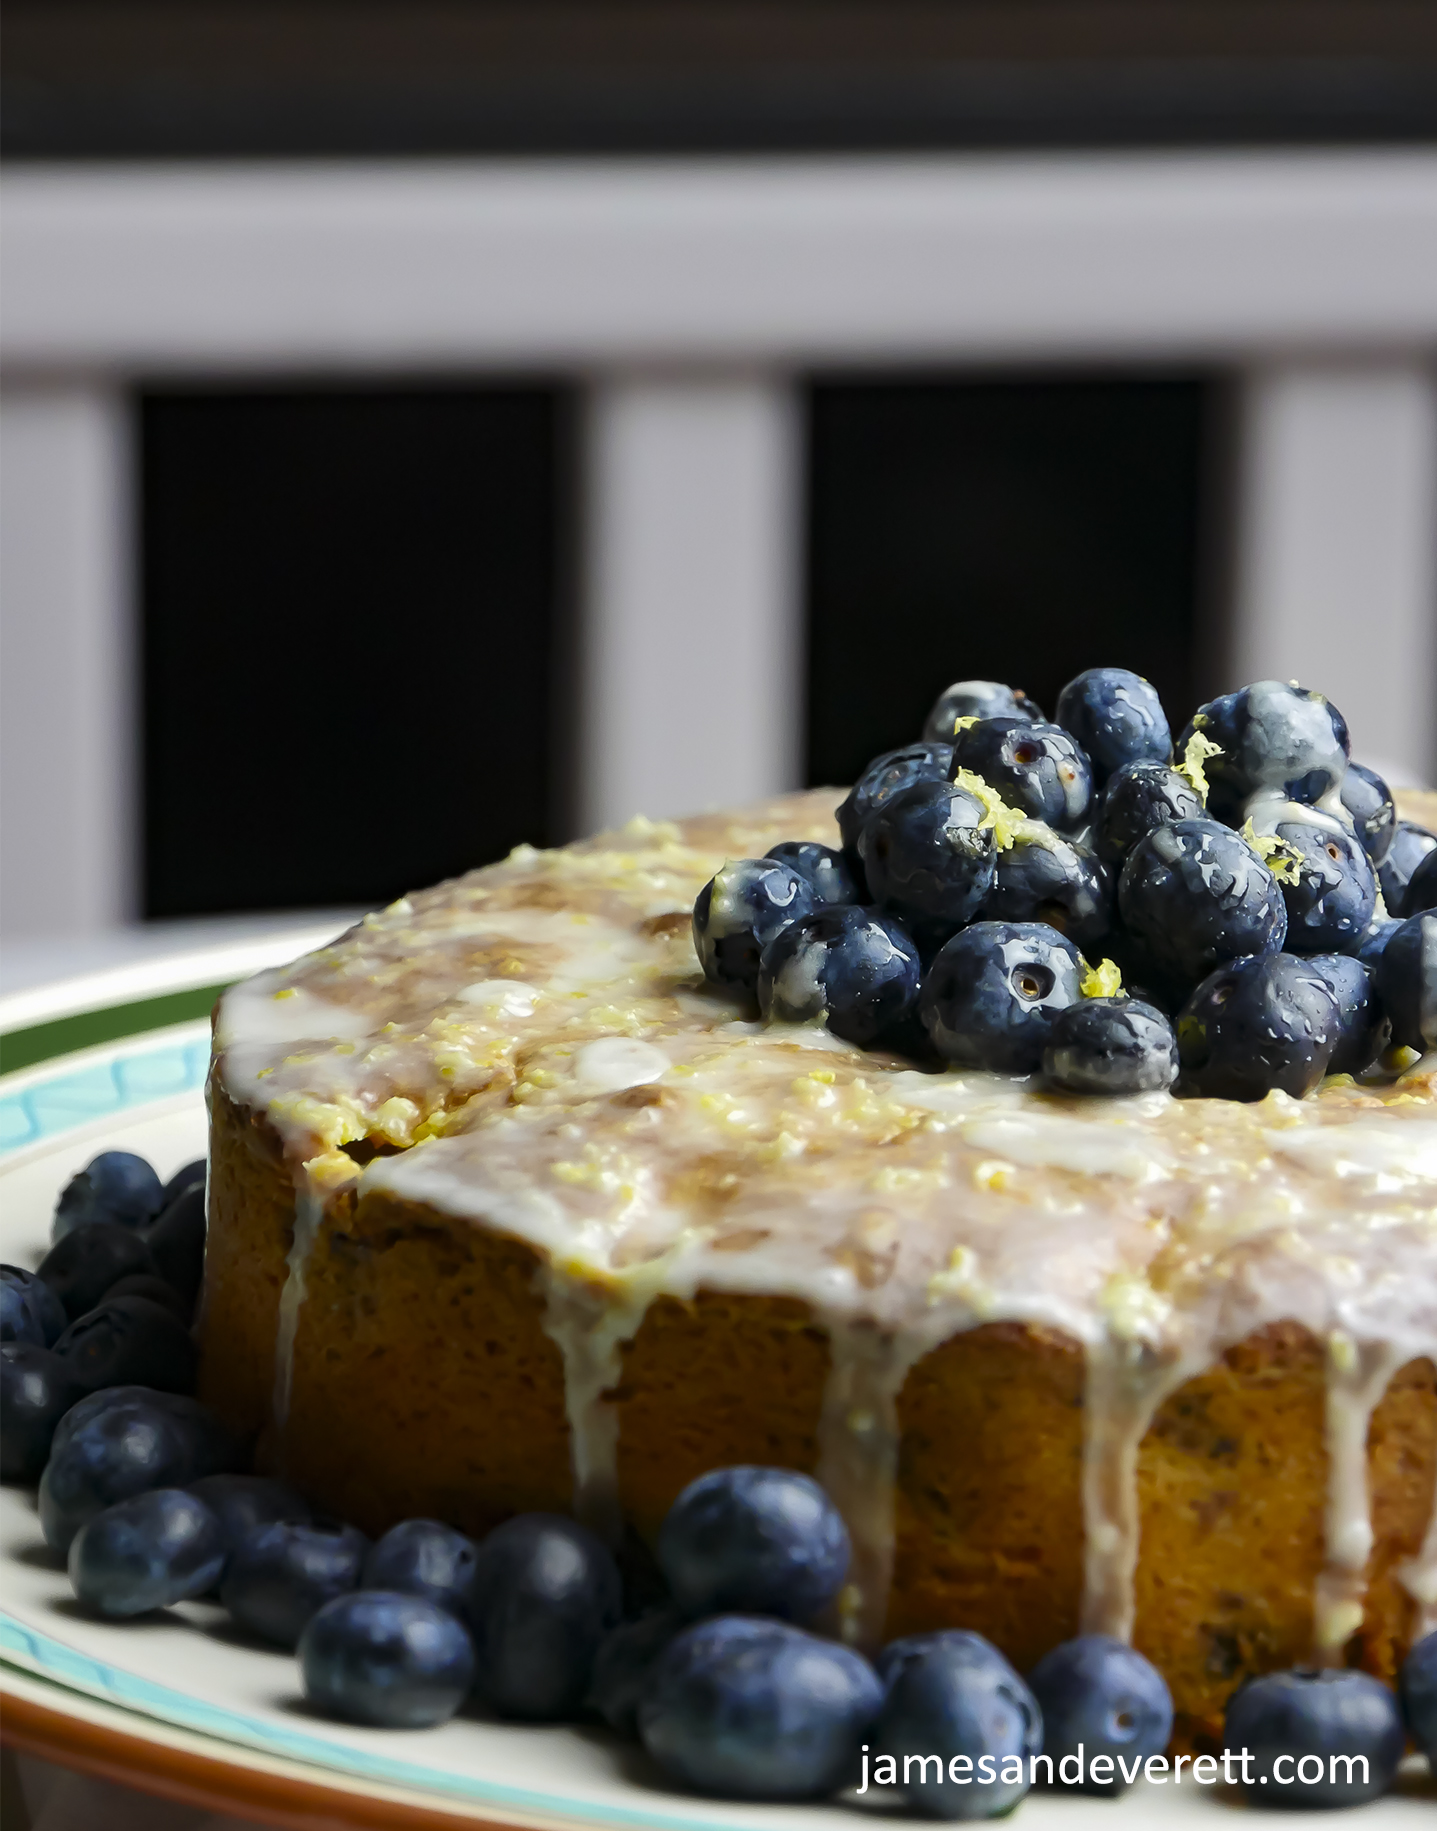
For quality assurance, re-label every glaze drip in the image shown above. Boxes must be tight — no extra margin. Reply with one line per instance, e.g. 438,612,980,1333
272,1180,324,1436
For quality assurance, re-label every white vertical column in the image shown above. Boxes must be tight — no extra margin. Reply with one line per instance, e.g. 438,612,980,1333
1232,361,1437,786
0,384,136,939
579,374,803,836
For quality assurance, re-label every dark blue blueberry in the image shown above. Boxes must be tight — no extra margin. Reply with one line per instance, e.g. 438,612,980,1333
1175,681,1349,823
1043,997,1177,1096
876,1630,1041,1820
1176,953,1340,1101
923,680,1042,743
1027,1634,1172,1795
54,1295,197,1395
103,1274,191,1322
1375,911,1437,1054
0,1265,68,1347
1355,916,1402,970
1404,845,1437,916
69,1488,225,1617
837,743,954,863
1118,818,1287,984
1223,1667,1404,1808
221,1519,369,1647
0,1344,88,1482
39,1395,220,1553
1054,667,1171,787
1378,822,1437,914
1304,955,1389,1076
979,828,1113,951
161,1159,206,1207
1092,760,1205,867
1400,1630,1437,1764
588,1608,684,1738
1259,811,1376,953
188,1473,311,1554
859,780,997,946
50,1385,240,1470
758,906,921,1049
920,922,1085,1074
363,1518,477,1618
764,841,860,907
1340,762,1397,867
950,719,1092,832
52,1150,164,1242
467,1513,622,1720
658,1466,850,1623
38,1223,160,1323
143,1182,207,1312
693,860,818,997
638,1615,882,1801
299,1590,475,1729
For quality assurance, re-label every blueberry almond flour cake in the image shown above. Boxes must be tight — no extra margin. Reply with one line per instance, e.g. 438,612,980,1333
200,672,1437,1754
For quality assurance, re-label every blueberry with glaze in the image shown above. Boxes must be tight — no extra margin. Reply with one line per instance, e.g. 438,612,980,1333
1175,680,1349,823
1304,954,1389,1075
836,742,953,863
757,905,921,1048
588,1608,685,1738
1027,1635,1173,1796
1092,760,1204,866
1043,998,1178,1095
949,718,1092,832
0,1266,68,1347
693,860,819,997
1176,953,1340,1101
0,1344,88,1482
1340,761,1397,866
920,921,1085,1074
1054,667,1171,786
52,1150,164,1242
69,1488,225,1617
1378,821,1437,914
1223,1668,1404,1809
859,779,997,946
922,680,1042,743
1257,808,1377,953
221,1519,369,1647
363,1518,478,1619
1404,845,1437,916
764,841,860,907
38,1223,161,1323
1118,818,1287,985
1400,1631,1437,1765
978,825,1113,951
53,1295,197,1394
299,1590,475,1729
1375,911,1437,1054
658,1466,850,1624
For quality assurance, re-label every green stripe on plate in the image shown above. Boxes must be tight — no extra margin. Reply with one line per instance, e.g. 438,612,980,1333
0,983,229,1076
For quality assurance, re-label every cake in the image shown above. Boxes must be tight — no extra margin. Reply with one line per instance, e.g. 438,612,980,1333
199,773,1437,1758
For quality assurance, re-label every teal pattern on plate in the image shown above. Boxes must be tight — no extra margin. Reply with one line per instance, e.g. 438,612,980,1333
0,1035,210,1156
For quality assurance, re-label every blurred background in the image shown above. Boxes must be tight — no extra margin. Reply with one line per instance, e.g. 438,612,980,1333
2,1,1436,984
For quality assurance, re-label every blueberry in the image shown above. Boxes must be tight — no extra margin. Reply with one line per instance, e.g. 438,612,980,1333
758,906,921,1048
1224,1667,1404,1808
693,860,818,997
1175,681,1350,823
1177,953,1340,1101
1340,762,1397,867
0,1265,68,1347
1027,1634,1172,1795
1118,818,1287,985
103,1274,192,1323
638,1615,882,1801
50,1385,239,1471
1092,760,1205,867
52,1150,163,1242
588,1608,685,1737
923,680,1042,744
1043,997,1177,1096
658,1466,850,1623
0,1344,88,1482
836,742,954,863
1258,810,1376,952
363,1518,478,1618
161,1158,206,1207
764,841,860,907
221,1519,369,1647
876,1630,1041,1819
143,1182,207,1312
1378,822,1437,914
1375,911,1437,1053
949,719,1092,832
467,1513,621,1720
69,1488,225,1616
38,1223,161,1323
979,826,1113,951
1054,668,1171,787
1400,1630,1437,1763
920,922,1085,1074
39,1396,220,1554
1355,915,1402,970
859,779,997,946
299,1590,475,1729
188,1473,311,1553
53,1295,197,1395
1405,845,1437,917
1304,954,1389,1076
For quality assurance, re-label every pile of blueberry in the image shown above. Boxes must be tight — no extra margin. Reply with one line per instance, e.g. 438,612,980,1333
694,671,1437,1100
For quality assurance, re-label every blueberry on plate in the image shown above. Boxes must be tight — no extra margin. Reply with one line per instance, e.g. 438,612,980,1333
693,860,819,997
52,1150,164,1243
949,719,1092,832
143,1181,207,1312
1256,809,1376,953
49,1385,240,1471
1378,821,1437,914
876,1629,1040,1821
638,1615,882,1801
1027,1634,1172,1795
1340,761,1397,867
859,779,997,945
299,1590,475,1729
659,1466,850,1623
758,906,921,1048
1054,667,1171,787
922,680,1042,744
188,1473,311,1554
53,1294,197,1395
1304,954,1389,1076
69,1488,225,1617
221,1519,369,1647
979,825,1113,950
39,1394,224,1554
102,1274,192,1322
1043,997,1177,1096
920,922,1085,1075
1375,911,1437,1053
363,1518,478,1618
467,1512,621,1720
0,1344,88,1482
0,1265,68,1347
160,1158,206,1207
1092,759,1205,867
1223,1667,1404,1808
836,743,954,863
1177,953,1340,1101
1404,845,1437,916
588,1608,685,1738
1118,818,1287,985
1400,1630,1437,1763
38,1222,161,1323
1174,680,1349,823
764,841,860,907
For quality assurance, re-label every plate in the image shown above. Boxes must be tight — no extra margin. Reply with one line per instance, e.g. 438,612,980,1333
1,935,1432,1829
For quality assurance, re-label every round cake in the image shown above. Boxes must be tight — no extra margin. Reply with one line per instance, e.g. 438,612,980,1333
200,763,1437,1756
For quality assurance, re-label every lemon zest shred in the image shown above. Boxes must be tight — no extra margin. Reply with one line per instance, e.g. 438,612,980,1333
1080,958,1124,999
950,769,1027,851
1176,729,1224,801
1241,819,1302,886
